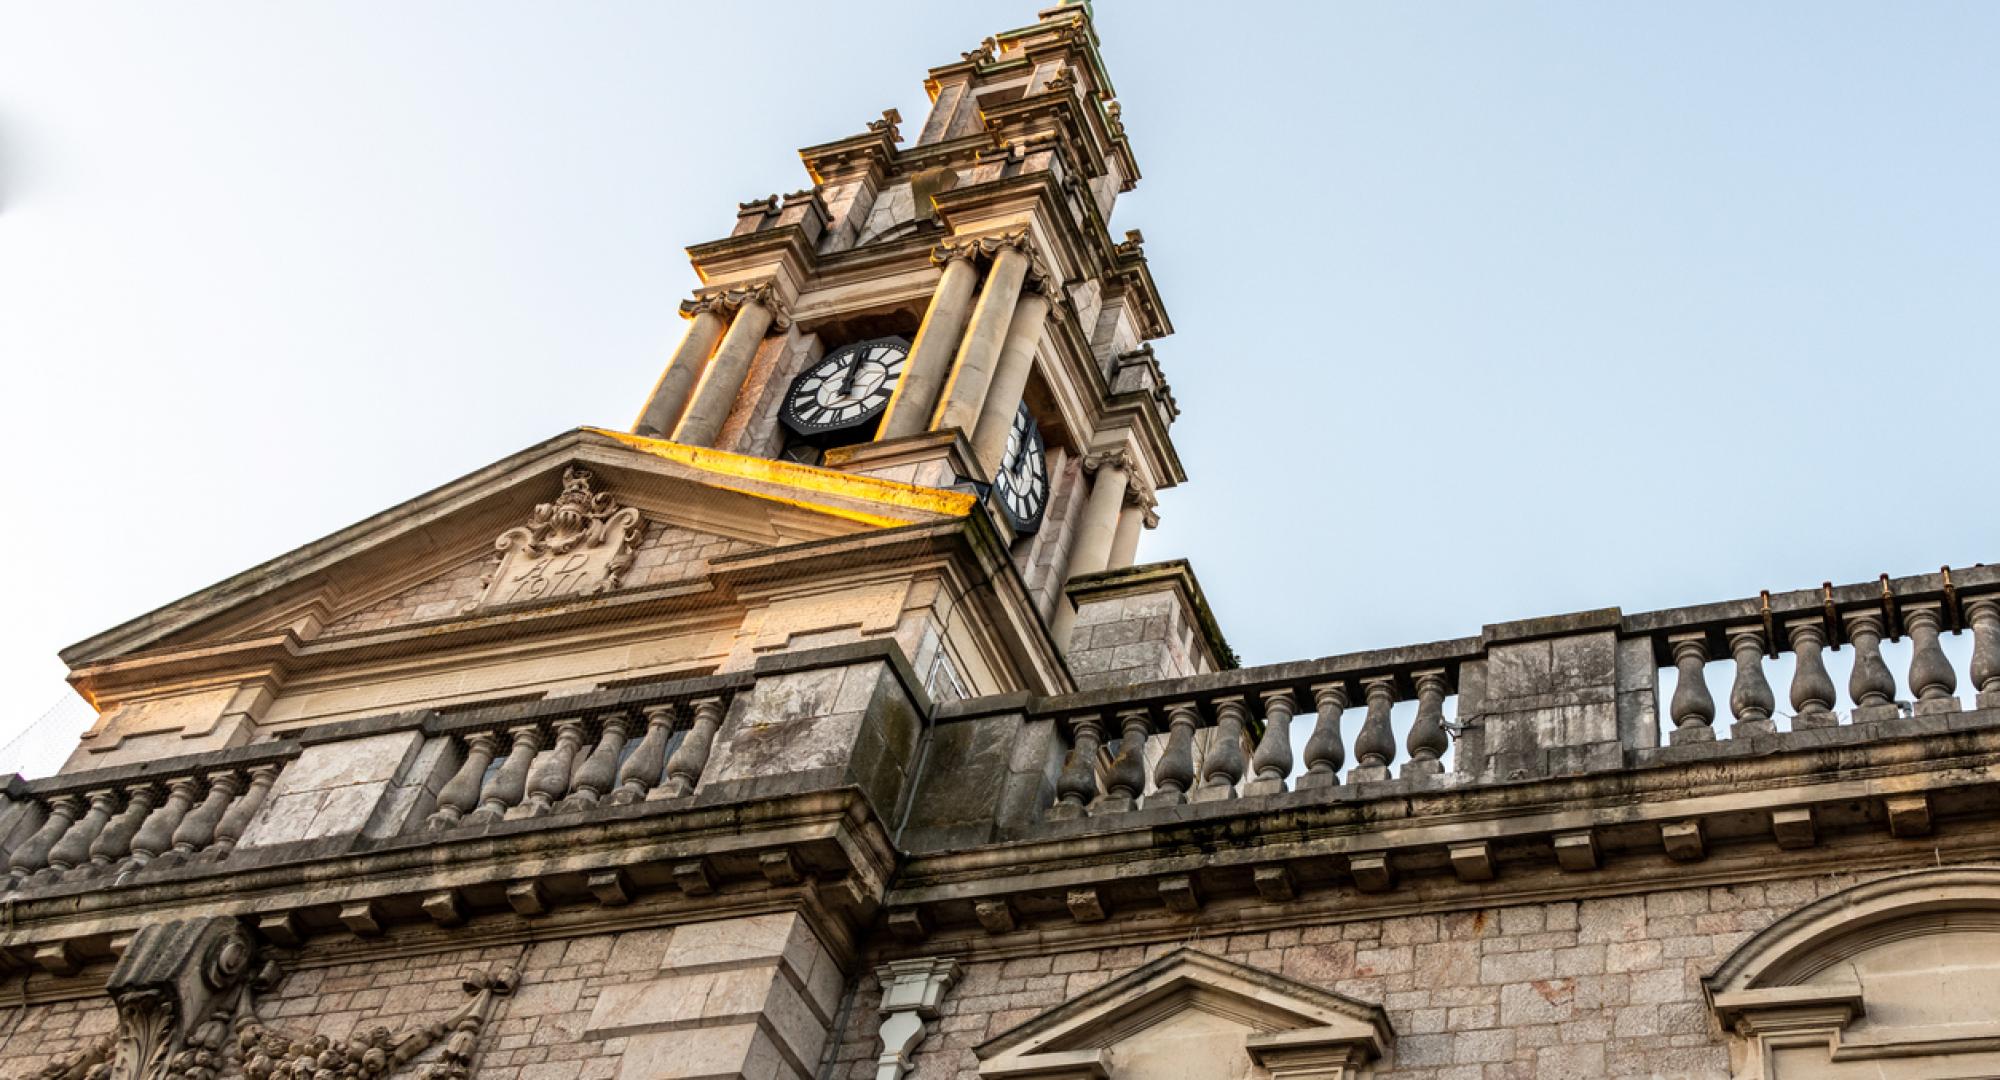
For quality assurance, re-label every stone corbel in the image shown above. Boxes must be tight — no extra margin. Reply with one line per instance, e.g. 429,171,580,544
873,957,961,1080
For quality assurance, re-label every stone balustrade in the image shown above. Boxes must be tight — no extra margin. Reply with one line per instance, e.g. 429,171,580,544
1042,645,1473,821
426,689,737,831
1010,565,2000,830
0,749,290,890
1627,567,2000,747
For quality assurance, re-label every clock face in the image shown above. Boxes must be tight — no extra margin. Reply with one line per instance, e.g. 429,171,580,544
994,401,1049,534
780,338,909,437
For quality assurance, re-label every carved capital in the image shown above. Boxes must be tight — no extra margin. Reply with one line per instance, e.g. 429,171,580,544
1082,448,1134,476
678,280,785,325
931,228,1033,270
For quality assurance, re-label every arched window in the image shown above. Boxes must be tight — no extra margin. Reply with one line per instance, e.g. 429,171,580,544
1707,866,2000,1078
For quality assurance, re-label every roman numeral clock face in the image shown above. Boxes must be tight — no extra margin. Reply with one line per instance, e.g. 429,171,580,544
995,401,1049,534
780,338,909,437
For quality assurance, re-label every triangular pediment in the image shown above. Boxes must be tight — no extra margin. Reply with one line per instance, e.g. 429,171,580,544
976,948,1392,1079
63,427,974,672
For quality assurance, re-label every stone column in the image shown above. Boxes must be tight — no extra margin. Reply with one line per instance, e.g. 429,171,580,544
929,239,1032,435
876,240,982,439
632,298,729,438
1067,452,1131,580
672,286,779,448
1107,492,1156,571
967,290,1052,477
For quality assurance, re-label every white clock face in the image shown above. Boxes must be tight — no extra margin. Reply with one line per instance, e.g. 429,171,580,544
781,338,909,436
994,401,1049,534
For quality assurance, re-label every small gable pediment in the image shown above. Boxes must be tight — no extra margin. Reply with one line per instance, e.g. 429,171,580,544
976,948,1392,1080
62,427,976,672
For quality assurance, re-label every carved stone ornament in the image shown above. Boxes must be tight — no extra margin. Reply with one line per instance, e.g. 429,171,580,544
466,466,644,612
11,918,519,1080
930,229,1032,269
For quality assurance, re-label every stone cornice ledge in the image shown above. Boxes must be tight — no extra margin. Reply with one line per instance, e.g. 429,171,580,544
879,709,2000,955
0,784,894,989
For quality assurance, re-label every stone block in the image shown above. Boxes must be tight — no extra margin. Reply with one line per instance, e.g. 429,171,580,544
1661,819,1706,862
1884,793,1932,837
1770,807,1816,849
1253,866,1296,902
975,899,1017,933
1448,842,1495,883
1553,830,1598,872
1158,875,1201,913
1349,853,1394,893
1066,888,1107,923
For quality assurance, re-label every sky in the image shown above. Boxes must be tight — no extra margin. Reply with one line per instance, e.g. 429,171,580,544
1,2,1996,773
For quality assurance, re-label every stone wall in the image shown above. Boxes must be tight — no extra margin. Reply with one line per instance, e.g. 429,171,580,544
830,870,1886,1080
0,911,848,1080
0,996,114,1076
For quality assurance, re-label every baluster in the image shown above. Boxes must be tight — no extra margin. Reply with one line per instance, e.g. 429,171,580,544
611,704,677,805
44,789,116,876
88,784,158,875
1726,627,1777,738
1785,618,1838,729
1147,702,1198,807
1050,715,1104,820
204,764,278,860
1667,635,1715,744
162,772,240,867
467,725,544,825
659,698,725,799
523,718,587,816
1904,602,1959,714
125,778,199,873
1297,683,1349,790
1192,697,1248,802
1247,691,1297,796
7,795,81,884
560,712,630,812
1350,677,1397,782
1843,612,1899,722
1098,709,1152,813
1404,670,1451,776
1968,597,2000,708
428,733,500,829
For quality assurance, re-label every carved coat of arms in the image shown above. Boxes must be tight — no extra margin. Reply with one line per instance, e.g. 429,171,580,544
468,466,643,611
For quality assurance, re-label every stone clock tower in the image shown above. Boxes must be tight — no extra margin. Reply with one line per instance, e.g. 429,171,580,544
625,0,1195,670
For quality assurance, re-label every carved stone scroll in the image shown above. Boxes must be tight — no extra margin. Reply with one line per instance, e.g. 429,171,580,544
467,466,643,612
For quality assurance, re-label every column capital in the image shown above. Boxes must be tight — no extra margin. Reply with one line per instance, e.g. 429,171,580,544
931,228,1033,268
678,281,789,329
1083,448,1134,476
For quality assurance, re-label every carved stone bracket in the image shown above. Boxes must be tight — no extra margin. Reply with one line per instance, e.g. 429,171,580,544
874,958,960,1080
467,466,644,612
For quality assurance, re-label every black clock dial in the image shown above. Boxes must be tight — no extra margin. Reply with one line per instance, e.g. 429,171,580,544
780,338,910,437
994,401,1049,534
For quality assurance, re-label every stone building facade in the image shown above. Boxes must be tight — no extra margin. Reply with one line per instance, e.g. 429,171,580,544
6,5,2000,1079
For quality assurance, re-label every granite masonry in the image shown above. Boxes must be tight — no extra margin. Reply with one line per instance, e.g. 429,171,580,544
6,5,1999,1080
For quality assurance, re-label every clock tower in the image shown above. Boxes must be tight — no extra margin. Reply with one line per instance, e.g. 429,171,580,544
629,0,1195,658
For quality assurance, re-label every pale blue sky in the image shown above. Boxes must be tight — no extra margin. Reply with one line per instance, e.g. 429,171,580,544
2,2,1996,770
